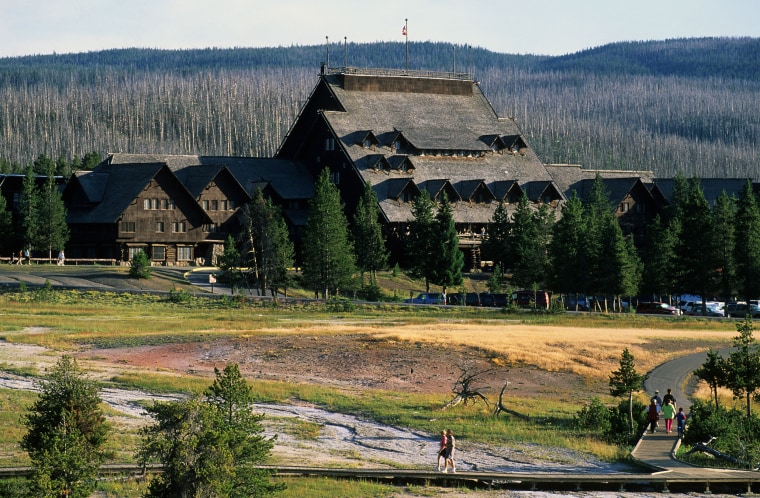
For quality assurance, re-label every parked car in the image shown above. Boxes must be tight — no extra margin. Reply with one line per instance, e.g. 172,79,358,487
725,303,760,318
562,294,591,311
687,302,724,316
447,292,482,306
635,302,681,315
403,292,445,305
478,293,508,307
511,290,550,310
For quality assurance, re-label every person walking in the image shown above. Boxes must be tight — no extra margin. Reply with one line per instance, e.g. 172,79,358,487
646,399,659,433
663,388,676,409
436,430,447,471
661,399,676,434
675,407,687,438
444,429,456,473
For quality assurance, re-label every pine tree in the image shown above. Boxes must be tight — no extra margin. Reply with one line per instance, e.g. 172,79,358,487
430,192,463,295
483,200,511,274
641,214,678,299
609,348,647,435
725,318,760,417
140,364,283,497
674,177,719,301
352,182,388,283
301,168,356,299
21,356,110,498
239,188,294,298
0,192,12,255
37,167,70,260
510,193,546,289
693,349,727,408
218,235,244,294
712,191,736,314
734,180,760,304
406,190,437,292
19,165,39,253
548,194,586,298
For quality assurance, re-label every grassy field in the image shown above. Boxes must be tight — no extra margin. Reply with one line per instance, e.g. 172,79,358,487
0,268,747,496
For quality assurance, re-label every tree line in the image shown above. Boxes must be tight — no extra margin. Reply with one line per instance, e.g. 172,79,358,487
1,38,759,179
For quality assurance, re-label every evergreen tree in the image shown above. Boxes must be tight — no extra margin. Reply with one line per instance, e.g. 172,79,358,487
0,192,12,255
352,182,388,282
597,215,641,305
734,180,760,304
641,215,679,300
483,200,511,274
406,190,437,292
674,177,719,301
609,348,647,435
19,165,39,252
301,169,356,298
693,349,727,408
726,318,760,417
510,193,547,289
21,356,110,498
429,192,463,295
218,235,244,294
712,191,736,314
239,188,294,298
548,194,587,298
37,167,70,260
583,175,615,308
140,364,283,497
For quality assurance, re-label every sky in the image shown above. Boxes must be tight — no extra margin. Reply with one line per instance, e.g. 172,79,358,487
1,0,759,58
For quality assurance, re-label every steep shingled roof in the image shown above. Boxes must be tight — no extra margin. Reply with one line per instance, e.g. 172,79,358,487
319,72,558,224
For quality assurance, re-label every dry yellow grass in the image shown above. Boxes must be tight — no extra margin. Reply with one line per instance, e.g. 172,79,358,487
374,323,735,380
247,320,735,382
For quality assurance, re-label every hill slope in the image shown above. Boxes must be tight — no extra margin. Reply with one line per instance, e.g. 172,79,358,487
1,37,758,179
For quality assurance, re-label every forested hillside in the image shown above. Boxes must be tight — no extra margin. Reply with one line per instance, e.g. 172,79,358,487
1,37,758,179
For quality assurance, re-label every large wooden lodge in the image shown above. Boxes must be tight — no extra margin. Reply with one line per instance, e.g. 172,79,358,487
2,66,756,267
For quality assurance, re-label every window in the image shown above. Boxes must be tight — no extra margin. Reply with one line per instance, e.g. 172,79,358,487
202,223,218,233
202,200,209,210
160,199,168,210
12,192,21,209
168,199,175,210
156,222,165,233
152,246,166,261
620,202,630,213
178,246,193,261
144,199,151,210
220,200,229,211
121,221,136,232
210,200,218,211
324,138,335,151
172,222,186,233
636,203,646,213
128,246,145,260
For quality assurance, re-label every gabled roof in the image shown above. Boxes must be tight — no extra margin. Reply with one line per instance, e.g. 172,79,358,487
422,179,461,202
457,180,495,202
72,171,109,203
107,153,314,200
386,155,415,172
524,181,563,203
67,162,182,224
545,164,657,201
315,72,557,224
490,180,523,201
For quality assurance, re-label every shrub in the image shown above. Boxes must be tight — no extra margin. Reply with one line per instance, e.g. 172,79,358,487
129,250,151,279
574,397,612,434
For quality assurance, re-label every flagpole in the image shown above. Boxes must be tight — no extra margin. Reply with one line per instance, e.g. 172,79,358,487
404,18,408,73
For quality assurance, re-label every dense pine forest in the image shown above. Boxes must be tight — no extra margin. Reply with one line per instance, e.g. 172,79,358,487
1,37,758,179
